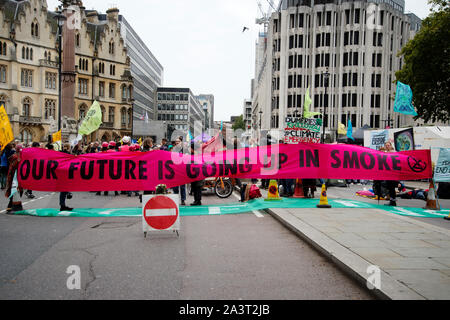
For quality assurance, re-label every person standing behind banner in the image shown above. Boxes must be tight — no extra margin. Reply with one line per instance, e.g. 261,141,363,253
172,138,187,205
260,134,272,190
159,138,169,151
142,138,157,152
384,141,399,206
5,144,24,213
190,142,203,206
120,136,131,152
95,143,109,195
58,144,74,212
101,142,120,196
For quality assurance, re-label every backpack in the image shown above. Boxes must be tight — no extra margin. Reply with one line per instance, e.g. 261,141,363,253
249,184,262,199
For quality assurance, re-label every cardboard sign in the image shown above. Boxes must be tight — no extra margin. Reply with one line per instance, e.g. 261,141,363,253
284,117,322,144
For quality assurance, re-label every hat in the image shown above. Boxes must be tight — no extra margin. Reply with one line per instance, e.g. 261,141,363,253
122,136,130,144
102,142,109,148
109,141,116,147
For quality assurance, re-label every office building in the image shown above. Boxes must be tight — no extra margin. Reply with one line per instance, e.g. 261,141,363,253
252,0,425,141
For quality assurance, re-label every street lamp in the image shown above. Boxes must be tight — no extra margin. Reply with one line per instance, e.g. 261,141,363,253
54,11,66,132
322,68,330,144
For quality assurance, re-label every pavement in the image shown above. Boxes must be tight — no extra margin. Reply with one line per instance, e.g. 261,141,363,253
255,185,450,300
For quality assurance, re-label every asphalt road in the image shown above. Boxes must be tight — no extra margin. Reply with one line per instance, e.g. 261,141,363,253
0,189,375,300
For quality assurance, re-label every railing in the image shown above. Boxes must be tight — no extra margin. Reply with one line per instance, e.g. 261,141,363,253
39,59,59,68
19,116,42,124
100,122,114,129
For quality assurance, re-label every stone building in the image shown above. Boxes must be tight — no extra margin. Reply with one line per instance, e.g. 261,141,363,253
0,0,133,144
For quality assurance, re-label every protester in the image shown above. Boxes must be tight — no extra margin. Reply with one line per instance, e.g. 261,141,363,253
58,144,73,211
5,144,24,213
99,142,120,196
120,136,131,152
0,143,14,190
190,142,203,206
24,145,36,198
142,138,157,152
127,145,140,197
172,138,186,205
384,141,399,206
159,138,169,151
72,141,83,155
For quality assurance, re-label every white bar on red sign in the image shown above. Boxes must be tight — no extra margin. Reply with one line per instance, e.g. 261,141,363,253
145,209,177,217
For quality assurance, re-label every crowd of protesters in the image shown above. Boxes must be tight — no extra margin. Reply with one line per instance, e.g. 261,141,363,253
1,136,206,213
1,135,417,213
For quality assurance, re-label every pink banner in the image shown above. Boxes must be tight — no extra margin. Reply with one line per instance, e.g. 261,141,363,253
18,144,432,192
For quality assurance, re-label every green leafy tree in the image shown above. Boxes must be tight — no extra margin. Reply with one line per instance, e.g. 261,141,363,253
232,115,246,131
395,0,450,123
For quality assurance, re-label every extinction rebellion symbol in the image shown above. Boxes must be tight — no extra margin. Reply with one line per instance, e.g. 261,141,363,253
408,156,427,173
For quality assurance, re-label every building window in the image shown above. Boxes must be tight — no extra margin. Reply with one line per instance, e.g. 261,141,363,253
20,129,33,145
99,62,105,74
109,41,115,55
109,83,116,98
78,78,88,95
45,72,57,90
21,69,33,87
109,107,115,123
100,106,106,122
31,22,39,37
44,99,56,120
99,81,105,97
0,41,6,56
0,65,6,83
0,94,6,108
122,85,128,100
79,105,87,120
22,98,31,116
78,58,89,71
110,64,115,76
121,107,127,126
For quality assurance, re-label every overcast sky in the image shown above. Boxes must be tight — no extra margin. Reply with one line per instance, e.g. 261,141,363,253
47,0,433,122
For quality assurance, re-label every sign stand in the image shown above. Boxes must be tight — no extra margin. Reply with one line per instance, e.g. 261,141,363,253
142,194,180,238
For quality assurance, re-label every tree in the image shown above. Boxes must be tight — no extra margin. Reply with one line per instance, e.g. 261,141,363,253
395,0,450,123
232,115,246,131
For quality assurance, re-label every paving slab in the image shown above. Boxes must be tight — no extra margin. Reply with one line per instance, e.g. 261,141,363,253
266,207,450,300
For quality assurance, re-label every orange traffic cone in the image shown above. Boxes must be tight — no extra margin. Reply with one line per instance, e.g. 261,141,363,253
293,179,306,198
316,184,331,208
424,180,440,210
264,180,282,201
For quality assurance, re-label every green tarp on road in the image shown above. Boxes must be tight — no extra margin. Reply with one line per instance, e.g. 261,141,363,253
7,198,449,219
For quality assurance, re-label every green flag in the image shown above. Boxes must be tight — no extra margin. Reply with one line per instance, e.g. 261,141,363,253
303,86,321,119
78,101,103,136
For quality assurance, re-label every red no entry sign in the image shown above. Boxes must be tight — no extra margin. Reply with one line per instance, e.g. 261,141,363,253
143,195,179,230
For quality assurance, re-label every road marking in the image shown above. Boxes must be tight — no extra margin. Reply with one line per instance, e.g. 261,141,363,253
392,207,424,217
253,210,264,218
334,200,360,207
232,192,241,201
208,207,221,215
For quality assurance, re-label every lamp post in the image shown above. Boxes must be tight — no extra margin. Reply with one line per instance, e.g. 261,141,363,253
54,11,66,132
322,68,330,144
